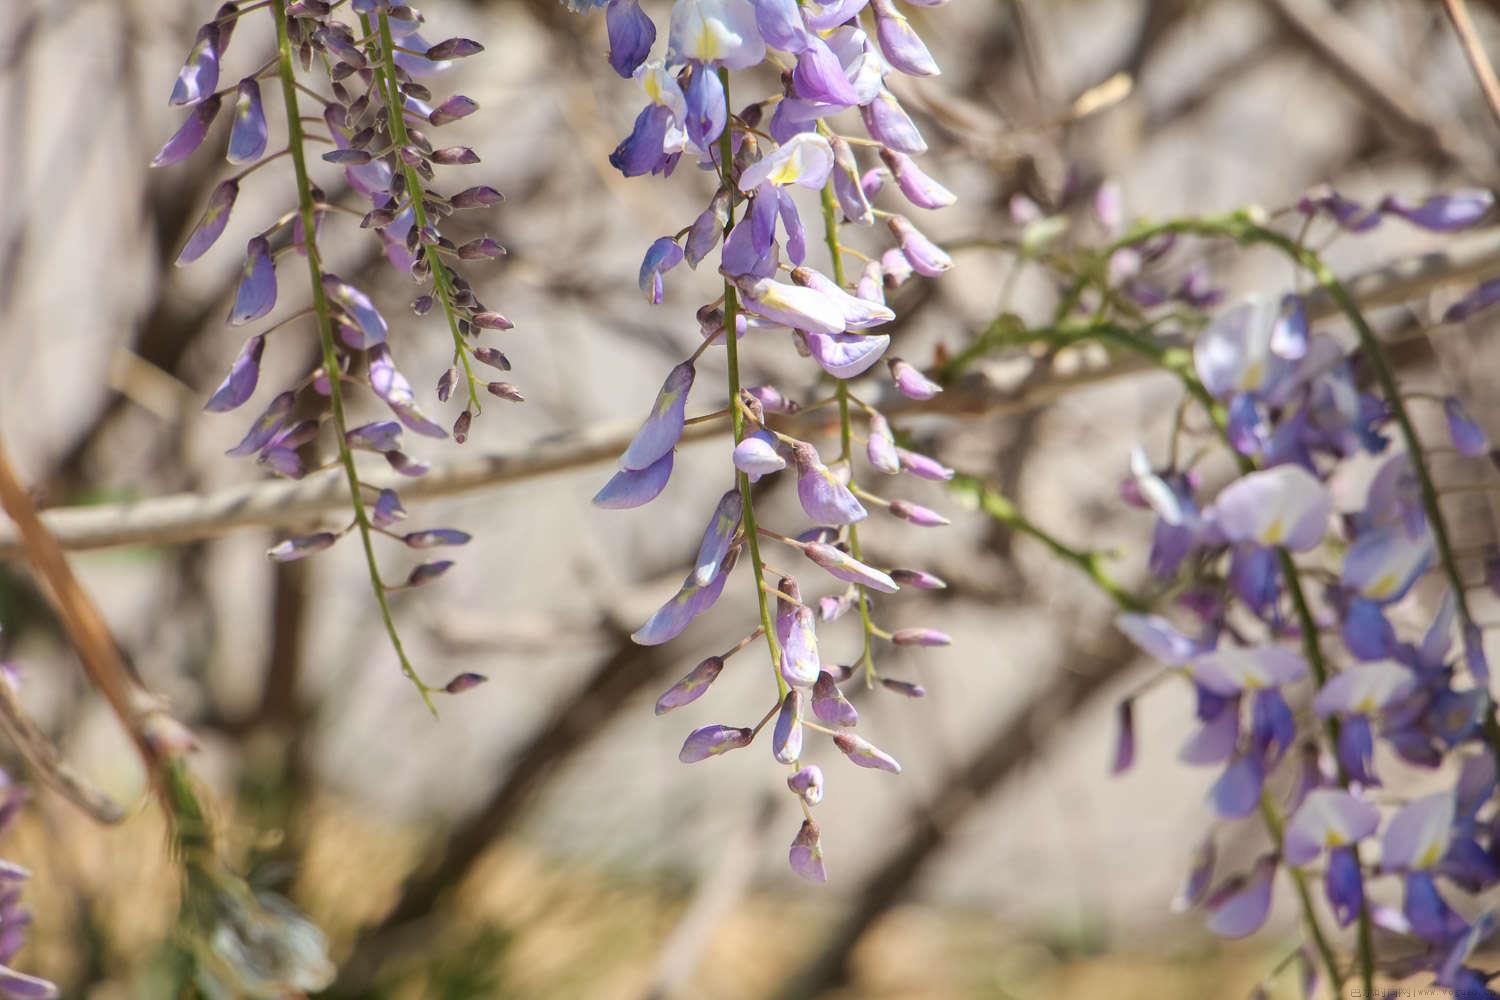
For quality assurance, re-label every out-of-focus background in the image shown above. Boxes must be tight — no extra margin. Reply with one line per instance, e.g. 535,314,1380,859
3,0,1500,996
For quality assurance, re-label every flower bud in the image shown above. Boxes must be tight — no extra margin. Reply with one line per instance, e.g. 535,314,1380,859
443,672,488,694
890,627,951,647
655,656,725,715
833,732,902,773
679,725,753,763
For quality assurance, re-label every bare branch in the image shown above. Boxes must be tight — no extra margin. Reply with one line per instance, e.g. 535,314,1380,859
3,237,1500,556
1443,0,1500,132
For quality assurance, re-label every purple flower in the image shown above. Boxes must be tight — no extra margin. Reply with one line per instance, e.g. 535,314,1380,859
1209,464,1331,552
1382,792,1454,872
226,391,294,457
787,765,824,806
610,103,678,177
429,95,479,126
177,179,239,264
204,335,264,412
622,362,694,471
739,133,835,190
402,529,471,549
803,331,892,379
881,678,925,698
1209,752,1265,819
833,732,901,773
346,421,404,452
655,656,725,715
812,670,858,727
1173,836,1216,911
229,238,277,325
442,672,487,694
792,35,860,107
773,689,804,763
1297,184,1381,232
792,443,867,524
692,490,743,585
886,215,950,276
791,267,895,330
866,413,900,474
789,819,828,882
1342,523,1432,604
1188,645,1307,697
861,89,927,154
800,542,897,593
1444,278,1500,323
226,78,268,164
1444,396,1489,457
683,62,727,148
1194,296,1297,400
633,557,736,646
667,0,766,70
679,724,753,763
170,24,222,106
1380,189,1493,231
880,147,956,210
153,95,223,168
889,500,949,527
368,346,447,438
594,451,675,509
639,237,685,304
738,277,846,335
870,0,939,76
407,561,454,587
1115,612,1204,665
606,0,657,77
732,431,786,481
1283,788,1380,866
888,358,942,400
321,274,387,348
890,627,950,647
1205,855,1276,939
1313,659,1415,722
1324,847,1364,928
776,581,822,687
267,532,338,562
830,135,874,224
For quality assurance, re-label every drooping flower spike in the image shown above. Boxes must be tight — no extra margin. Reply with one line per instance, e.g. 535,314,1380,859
155,0,518,704
571,0,957,880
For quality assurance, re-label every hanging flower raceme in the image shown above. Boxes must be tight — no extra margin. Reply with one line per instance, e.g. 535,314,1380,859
154,0,514,702
574,0,955,881
1098,200,1500,993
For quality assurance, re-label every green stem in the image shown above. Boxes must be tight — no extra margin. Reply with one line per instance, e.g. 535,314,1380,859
1260,793,1344,992
364,10,482,414
272,0,434,711
955,474,1147,613
820,181,879,682
718,70,785,697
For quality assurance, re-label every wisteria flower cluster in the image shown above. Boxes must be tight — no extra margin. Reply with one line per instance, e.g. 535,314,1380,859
154,0,514,705
572,0,955,880
1098,190,1500,995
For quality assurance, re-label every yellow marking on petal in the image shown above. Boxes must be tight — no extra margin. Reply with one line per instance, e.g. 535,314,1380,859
696,25,720,61
1261,517,1285,546
1326,831,1347,848
1365,574,1399,601
1417,842,1444,869
768,158,802,186
1241,360,1264,390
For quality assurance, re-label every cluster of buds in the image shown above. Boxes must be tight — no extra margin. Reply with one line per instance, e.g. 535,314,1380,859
577,0,955,880
1108,189,1500,994
154,0,515,702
